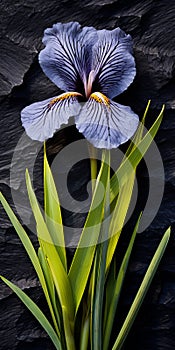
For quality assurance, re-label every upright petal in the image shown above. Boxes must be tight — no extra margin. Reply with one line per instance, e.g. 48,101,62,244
21,92,82,141
39,22,97,93
75,92,139,149
91,28,136,99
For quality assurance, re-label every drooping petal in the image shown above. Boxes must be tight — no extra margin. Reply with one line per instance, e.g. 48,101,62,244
91,28,136,99
21,92,82,141
75,92,139,149
39,22,97,93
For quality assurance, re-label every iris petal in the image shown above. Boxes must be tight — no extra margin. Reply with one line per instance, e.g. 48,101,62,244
39,22,97,93
75,92,139,149
21,92,82,141
92,28,136,99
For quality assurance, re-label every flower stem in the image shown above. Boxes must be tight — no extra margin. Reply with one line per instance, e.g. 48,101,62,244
88,143,98,193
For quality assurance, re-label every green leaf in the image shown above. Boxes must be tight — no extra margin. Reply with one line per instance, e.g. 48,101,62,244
0,192,60,337
26,170,75,349
80,312,90,350
107,171,135,270
62,305,76,350
44,145,67,270
68,150,110,313
0,276,62,350
103,214,142,350
106,103,164,270
112,227,171,350
38,247,55,312
125,100,151,157
38,247,62,333
110,104,165,203
91,150,111,350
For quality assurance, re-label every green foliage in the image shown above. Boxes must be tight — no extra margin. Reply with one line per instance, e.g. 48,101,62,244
112,227,170,350
0,102,170,349
103,214,142,350
0,276,62,350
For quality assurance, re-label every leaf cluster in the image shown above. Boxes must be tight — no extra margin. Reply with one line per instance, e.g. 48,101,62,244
0,102,170,350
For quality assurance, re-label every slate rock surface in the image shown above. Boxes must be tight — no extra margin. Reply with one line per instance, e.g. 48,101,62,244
0,0,175,349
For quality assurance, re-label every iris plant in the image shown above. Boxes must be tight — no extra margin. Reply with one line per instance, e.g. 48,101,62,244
21,22,139,149
0,21,169,350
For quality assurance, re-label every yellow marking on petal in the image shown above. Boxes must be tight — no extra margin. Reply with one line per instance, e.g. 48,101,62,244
90,92,110,107
48,92,82,107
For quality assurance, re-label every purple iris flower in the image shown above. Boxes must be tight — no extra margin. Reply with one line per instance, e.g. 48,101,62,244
21,22,139,149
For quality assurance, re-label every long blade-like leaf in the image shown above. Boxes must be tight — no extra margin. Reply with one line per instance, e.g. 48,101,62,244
112,227,171,350
26,170,75,343
125,100,151,157
38,247,62,333
103,214,142,350
0,276,62,350
44,145,67,270
80,312,90,350
91,150,110,350
69,150,110,313
38,247,55,314
0,192,60,336
106,104,164,270
110,104,165,203
107,171,135,270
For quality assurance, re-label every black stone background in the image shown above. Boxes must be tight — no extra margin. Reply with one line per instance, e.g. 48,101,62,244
0,0,175,349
